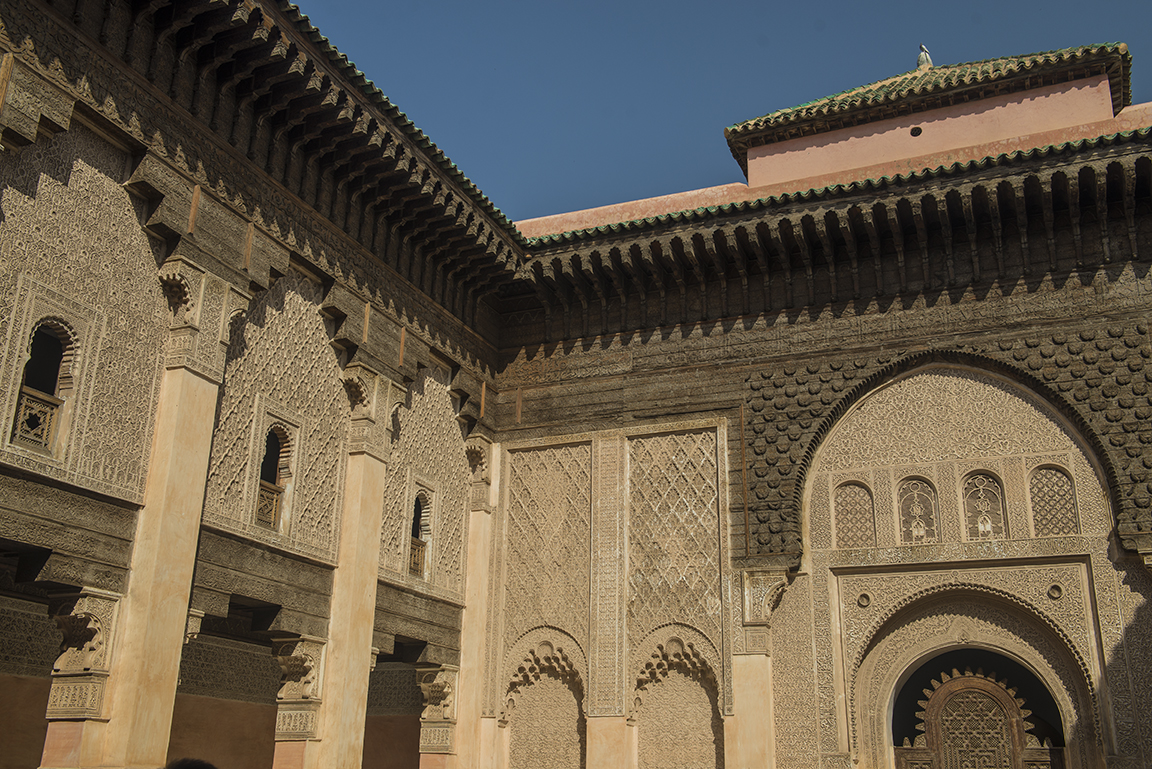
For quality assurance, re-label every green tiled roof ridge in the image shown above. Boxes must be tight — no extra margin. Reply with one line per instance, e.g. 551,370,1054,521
528,126,1152,247
277,3,528,248
727,43,1130,138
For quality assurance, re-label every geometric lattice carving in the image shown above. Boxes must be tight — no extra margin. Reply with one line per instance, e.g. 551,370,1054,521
627,430,721,655
503,444,591,649
11,385,61,451
899,478,939,544
963,474,1007,541
835,482,876,548
1029,468,1079,536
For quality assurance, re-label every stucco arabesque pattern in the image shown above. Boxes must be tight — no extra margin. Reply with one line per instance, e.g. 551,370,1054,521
203,274,347,560
378,366,469,599
0,125,166,503
745,328,1152,559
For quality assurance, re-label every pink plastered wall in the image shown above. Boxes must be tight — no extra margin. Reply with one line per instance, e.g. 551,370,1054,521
745,75,1117,189
517,75,1152,240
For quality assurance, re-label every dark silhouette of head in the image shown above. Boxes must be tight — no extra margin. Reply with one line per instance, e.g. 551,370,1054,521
164,760,219,769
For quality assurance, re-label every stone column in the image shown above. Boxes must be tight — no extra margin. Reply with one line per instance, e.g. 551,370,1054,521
418,664,460,768
40,260,227,769
454,435,496,769
272,364,389,769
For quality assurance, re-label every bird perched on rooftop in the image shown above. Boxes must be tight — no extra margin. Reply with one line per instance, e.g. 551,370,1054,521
918,44,933,70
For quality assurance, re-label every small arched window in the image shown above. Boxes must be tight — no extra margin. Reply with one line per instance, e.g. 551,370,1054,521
12,322,72,452
1030,466,1079,536
256,426,290,529
409,490,432,577
898,478,939,544
963,472,1007,541
835,482,876,549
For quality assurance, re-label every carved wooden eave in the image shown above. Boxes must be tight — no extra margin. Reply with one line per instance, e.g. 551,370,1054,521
0,0,527,324
514,131,1152,344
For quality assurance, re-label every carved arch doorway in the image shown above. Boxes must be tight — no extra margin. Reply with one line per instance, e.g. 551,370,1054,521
892,649,1066,769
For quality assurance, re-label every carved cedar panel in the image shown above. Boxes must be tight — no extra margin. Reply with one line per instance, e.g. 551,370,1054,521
637,668,723,769
379,367,469,596
627,430,722,652
508,671,586,769
0,125,165,502
203,275,346,560
503,444,592,649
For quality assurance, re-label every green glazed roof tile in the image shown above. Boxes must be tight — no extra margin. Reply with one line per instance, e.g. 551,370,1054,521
724,44,1132,176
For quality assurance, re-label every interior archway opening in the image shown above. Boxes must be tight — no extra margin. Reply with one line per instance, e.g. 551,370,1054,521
892,648,1066,767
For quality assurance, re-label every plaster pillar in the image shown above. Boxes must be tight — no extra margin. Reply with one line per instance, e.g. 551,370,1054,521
453,436,496,769
587,716,631,769
275,373,387,769
42,354,220,768
729,654,775,769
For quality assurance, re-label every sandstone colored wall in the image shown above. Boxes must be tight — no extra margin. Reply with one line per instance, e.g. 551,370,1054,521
0,674,50,769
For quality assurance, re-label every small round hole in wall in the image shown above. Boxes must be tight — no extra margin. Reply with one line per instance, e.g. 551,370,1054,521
910,126,923,137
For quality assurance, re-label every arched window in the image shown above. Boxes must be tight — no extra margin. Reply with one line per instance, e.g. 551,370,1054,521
898,478,938,544
409,490,432,577
963,473,1007,541
256,426,290,529
835,482,876,549
1030,466,1079,536
12,322,72,452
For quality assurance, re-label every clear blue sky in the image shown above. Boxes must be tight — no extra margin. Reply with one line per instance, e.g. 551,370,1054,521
298,0,1152,223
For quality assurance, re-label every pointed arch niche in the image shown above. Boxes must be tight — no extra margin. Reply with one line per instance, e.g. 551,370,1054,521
630,632,724,769
806,365,1113,550
502,633,588,769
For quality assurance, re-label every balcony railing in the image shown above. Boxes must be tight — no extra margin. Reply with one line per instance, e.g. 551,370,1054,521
256,481,282,529
409,537,426,577
12,386,62,452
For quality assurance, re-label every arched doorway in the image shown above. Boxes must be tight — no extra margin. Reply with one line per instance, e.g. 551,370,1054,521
892,650,1066,769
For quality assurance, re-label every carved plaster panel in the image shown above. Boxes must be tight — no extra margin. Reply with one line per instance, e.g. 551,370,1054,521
176,635,280,704
202,274,347,561
378,365,469,601
0,124,165,504
0,594,58,678
365,662,423,717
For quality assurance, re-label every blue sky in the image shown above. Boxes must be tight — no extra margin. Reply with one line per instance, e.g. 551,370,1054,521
298,0,1152,223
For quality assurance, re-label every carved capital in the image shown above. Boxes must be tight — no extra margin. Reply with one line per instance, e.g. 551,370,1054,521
46,588,120,721
416,664,458,722
272,636,325,703
49,588,119,675
742,568,789,627
184,609,205,645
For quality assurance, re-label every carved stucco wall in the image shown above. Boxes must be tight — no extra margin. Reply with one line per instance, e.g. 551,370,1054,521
772,366,1141,769
176,635,280,704
500,442,592,658
810,368,1113,548
0,124,166,503
202,274,347,560
379,366,469,599
489,422,729,762
636,668,723,769
0,596,58,678
507,670,586,769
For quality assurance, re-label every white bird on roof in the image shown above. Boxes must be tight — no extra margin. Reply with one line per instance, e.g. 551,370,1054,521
918,44,933,70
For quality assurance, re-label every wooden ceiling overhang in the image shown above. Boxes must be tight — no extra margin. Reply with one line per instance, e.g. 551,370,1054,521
522,129,1152,344
52,0,529,321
